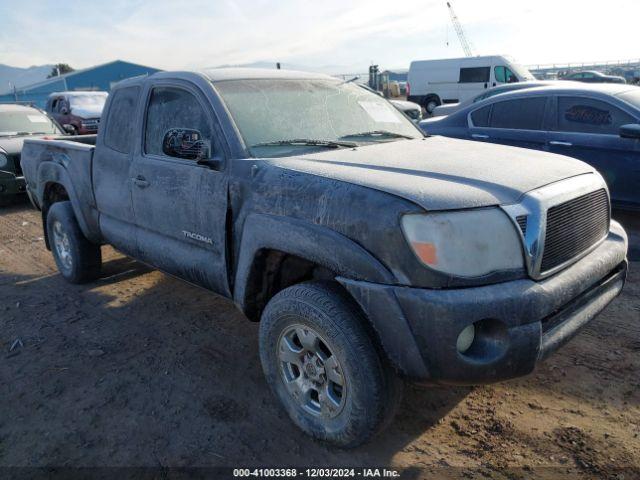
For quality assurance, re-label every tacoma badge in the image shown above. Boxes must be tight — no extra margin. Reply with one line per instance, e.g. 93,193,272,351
182,230,213,245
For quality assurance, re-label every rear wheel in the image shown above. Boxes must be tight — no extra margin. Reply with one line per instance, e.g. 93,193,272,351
46,201,101,284
259,281,402,447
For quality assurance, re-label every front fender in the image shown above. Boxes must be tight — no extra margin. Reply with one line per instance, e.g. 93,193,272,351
233,213,395,311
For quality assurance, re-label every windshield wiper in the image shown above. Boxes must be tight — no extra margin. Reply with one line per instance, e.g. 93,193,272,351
340,130,414,140
251,139,357,149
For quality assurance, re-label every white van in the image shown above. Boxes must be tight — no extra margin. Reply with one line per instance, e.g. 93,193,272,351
407,55,535,114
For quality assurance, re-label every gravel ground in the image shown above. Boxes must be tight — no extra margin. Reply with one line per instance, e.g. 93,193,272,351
0,198,638,478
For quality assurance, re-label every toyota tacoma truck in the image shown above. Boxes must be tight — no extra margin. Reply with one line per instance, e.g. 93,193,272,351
21,69,628,447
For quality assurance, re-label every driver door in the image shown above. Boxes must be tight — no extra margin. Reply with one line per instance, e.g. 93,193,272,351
131,81,230,296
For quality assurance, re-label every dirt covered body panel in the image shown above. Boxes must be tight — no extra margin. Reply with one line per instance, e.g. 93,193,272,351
262,136,596,211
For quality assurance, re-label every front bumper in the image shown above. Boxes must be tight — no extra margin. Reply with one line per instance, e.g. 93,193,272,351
0,173,26,196
338,221,628,385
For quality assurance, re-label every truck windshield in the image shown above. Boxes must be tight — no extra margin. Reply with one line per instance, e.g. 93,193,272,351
69,94,108,109
505,61,535,81
214,79,423,157
0,110,62,137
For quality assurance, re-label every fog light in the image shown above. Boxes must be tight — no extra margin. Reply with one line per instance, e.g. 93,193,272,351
456,324,475,353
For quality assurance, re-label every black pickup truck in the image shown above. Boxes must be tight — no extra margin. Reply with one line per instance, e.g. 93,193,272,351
21,69,628,447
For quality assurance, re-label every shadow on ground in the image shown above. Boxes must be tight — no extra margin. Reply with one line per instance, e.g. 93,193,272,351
0,259,469,469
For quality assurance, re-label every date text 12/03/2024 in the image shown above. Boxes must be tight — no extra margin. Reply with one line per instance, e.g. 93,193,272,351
232,468,401,478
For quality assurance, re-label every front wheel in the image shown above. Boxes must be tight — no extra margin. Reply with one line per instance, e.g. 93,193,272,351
46,201,101,284
259,281,402,447
424,95,441,115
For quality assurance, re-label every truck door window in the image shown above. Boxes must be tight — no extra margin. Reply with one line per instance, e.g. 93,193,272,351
495,66,518,83
459,67,490,83
104,86,140,154
144,87,212,159
490,97,547,130
556,96,635,135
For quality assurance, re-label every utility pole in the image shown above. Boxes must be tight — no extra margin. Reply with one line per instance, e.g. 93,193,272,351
446,1,474,57
9,82,17,102
368,65,379,91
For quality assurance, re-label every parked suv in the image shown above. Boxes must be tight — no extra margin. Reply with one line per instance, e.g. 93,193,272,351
46,91,108,135
21,69,628,447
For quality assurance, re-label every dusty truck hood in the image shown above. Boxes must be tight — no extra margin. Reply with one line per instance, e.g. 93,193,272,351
262,136,596,211
70,106,103,119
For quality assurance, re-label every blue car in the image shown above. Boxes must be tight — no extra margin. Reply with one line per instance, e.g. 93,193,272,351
420,83,640,210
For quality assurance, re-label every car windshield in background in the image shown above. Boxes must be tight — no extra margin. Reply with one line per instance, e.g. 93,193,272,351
214,79,423,157
69,94,107,109
618,89,640,110
507,62,535,81
0,110,62,136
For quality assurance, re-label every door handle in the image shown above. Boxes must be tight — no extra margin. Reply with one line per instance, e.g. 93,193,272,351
549,140,572,146
133,176,150,188
472,133,489,139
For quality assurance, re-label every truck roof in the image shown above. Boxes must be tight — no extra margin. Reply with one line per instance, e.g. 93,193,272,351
48,91,109,98
200,68,336,82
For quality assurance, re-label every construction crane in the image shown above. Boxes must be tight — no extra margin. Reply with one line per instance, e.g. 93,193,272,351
446,1,474,57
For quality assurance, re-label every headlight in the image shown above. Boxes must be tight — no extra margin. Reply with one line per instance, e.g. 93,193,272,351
0,153,7,169
401,208,524,277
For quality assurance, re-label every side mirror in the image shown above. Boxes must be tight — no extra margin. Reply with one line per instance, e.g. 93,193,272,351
62,124,76,135
162,128,211,160
619,123,640,139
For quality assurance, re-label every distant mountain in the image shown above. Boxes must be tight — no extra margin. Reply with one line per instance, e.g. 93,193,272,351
0,64,53,94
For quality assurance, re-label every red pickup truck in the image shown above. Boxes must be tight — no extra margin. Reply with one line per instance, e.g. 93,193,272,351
45,91,108,135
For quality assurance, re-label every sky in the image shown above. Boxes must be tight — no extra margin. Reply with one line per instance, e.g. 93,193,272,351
0,0,638,73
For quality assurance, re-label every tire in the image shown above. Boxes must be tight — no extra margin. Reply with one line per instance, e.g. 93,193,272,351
424,95,441,115
46,201,101,284
259,281,402,447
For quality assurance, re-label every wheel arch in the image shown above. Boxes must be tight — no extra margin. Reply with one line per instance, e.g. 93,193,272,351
36,162,98,248
422,94,442,113
233,213,395,321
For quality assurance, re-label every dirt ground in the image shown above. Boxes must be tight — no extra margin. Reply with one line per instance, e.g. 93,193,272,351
0,198,638,478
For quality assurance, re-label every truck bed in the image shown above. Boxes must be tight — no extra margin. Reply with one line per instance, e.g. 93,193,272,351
21,135,97,212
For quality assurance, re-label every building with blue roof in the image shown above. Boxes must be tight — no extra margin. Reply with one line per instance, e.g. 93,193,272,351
0,60,160,107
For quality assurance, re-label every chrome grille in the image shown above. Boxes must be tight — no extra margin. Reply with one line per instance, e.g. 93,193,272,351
540,189,609,273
